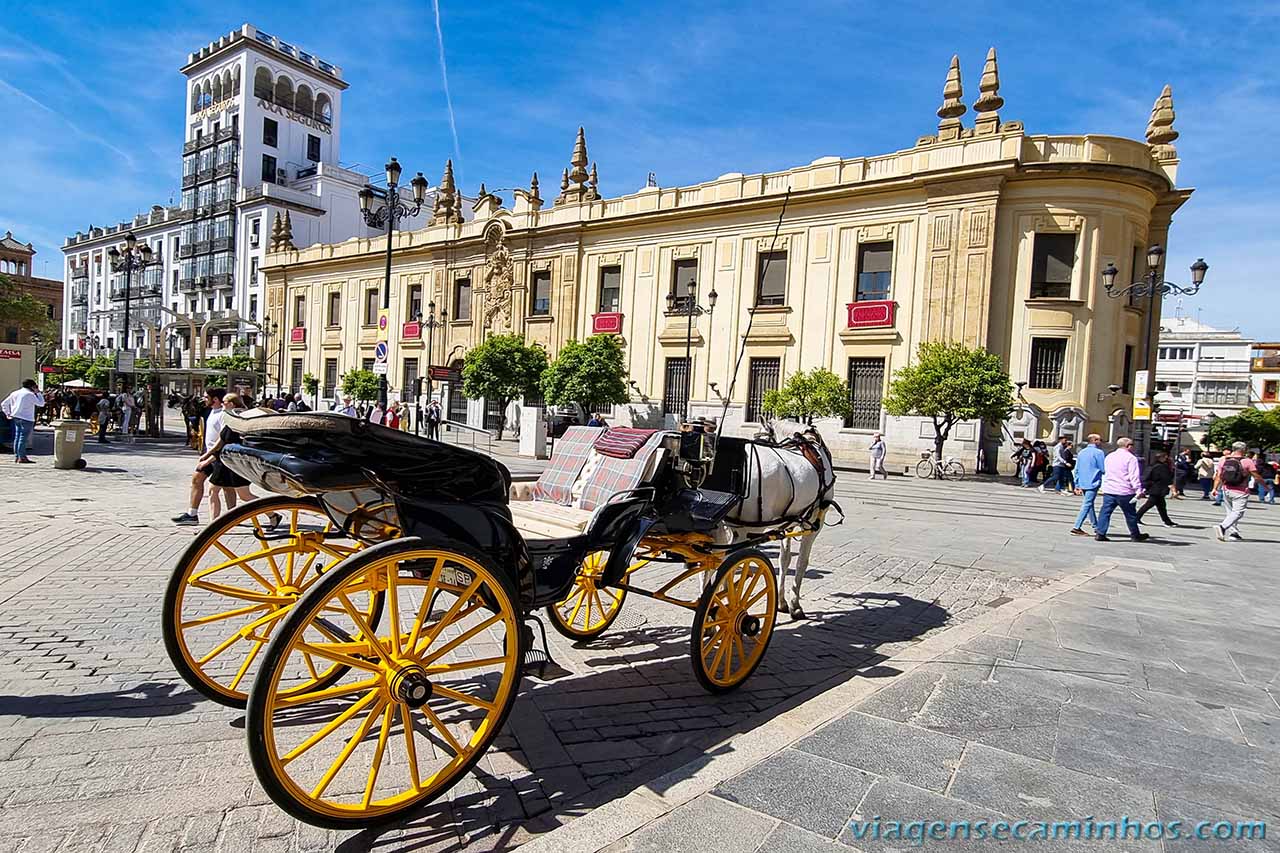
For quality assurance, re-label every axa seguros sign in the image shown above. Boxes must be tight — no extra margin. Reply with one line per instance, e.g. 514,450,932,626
257,98,331,134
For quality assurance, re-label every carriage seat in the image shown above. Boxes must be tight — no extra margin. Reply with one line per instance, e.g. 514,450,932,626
509,426,668,540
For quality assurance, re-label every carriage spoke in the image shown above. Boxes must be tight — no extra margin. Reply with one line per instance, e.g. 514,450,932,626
431,684,497,713
338,593,392,661
281,688,380,764
385,566,402,656
420,703,466,756
362,704,395,807
250,518,287,586
590,588,608,623
406,558,442,651
310,698,386,799
295,641,383,674
424,655,509,675
566,588,587,626
412,575,483,656
418,613,503,666
189,578,289,604
179,602,268,629
275,677,380,708
227,638,265,691
400,704,422,791
197,629,248,666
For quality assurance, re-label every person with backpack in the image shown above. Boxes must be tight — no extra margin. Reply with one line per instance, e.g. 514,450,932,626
1212,442,1266,541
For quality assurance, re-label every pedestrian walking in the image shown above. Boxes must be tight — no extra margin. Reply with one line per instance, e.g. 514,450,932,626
1069,434,1106,536
1256,456,1276,504
1173,449,1193,499
116,386,136,435
386,402,401,430
1012,439,1034,487
425,399,442,440
172,388,226,526
1212,442,1265,541
1094,437,1149,542
1136,450,1177,527
1195,453,1215,500
1039,436,1074,494
200,393,262,518
867,433,888,480
1028,441,1049,485
1,379,45,463
95,393,113,443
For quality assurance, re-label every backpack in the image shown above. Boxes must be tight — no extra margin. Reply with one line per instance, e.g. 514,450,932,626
1221,457,1247,488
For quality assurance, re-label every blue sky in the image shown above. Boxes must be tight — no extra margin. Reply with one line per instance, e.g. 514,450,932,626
2,1,1277,338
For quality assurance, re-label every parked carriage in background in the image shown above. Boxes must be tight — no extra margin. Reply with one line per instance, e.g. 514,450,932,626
162,409,836,827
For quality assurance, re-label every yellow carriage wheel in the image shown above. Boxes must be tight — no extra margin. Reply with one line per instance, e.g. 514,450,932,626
162,495,375,708
245,538,523,829
690,548,778,694
546,551,628,641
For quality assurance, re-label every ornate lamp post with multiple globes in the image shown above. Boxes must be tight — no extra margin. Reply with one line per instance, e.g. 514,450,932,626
358,158,429,408
1101,245,1208,455
413,301,447,435
106,231,153,364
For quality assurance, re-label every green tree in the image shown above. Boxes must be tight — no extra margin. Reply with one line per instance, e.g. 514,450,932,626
302,372,320,409
541,335,629,414
340,369,380,408
46,353,95,386
462,334,547,439
762,368,852,425
1203,408,1280,451
882,341,1013,469
0,273,50,329
84,354,115,389
205,353,257,371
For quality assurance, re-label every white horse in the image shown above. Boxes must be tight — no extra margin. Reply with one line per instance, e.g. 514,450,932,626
725,428,838,619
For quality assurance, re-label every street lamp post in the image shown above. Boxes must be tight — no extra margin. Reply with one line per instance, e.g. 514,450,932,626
665,279,717,420
106,232,153,368
358,158,429,409
270,319,283,397
414,301,447,435
1101,246,1208,457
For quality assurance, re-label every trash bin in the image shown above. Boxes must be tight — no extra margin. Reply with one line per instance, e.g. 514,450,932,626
53,419,88,470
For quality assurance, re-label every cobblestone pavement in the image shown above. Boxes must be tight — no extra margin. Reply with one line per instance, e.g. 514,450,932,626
7,430,1263,851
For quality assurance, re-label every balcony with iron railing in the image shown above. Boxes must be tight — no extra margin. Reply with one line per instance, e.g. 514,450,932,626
70,284,89,305
109,308,161,331
110,281,163,301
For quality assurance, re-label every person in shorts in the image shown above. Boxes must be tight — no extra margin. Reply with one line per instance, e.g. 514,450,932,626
200,393,262,518
172,388,225,526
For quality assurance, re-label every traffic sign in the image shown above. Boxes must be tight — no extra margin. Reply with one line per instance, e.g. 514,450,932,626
374,341,389,363
372,362,389,375
377,309,390,342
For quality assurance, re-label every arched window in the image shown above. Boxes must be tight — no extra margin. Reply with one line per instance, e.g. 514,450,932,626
231,66,241,96
274,75,294,110
254,66,273,100
201,80,212,109
315,92,332,125
295,84,313,116
191,85,201,113
212,75,223,103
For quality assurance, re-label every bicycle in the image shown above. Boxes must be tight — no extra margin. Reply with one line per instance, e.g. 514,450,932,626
915,449,966,481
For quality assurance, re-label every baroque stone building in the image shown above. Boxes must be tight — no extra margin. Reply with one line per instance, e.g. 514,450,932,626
1,231,62,344
263,50,1193,472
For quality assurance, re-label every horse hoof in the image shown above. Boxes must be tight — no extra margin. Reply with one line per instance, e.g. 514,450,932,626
789,603,807,620
778,599,791,615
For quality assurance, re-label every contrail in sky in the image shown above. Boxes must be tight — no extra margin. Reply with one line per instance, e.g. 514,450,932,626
0,76,134,168
431,0,463,184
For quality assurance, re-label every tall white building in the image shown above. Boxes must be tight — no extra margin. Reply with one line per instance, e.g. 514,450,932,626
61,23,428,371
1153,312,1255,444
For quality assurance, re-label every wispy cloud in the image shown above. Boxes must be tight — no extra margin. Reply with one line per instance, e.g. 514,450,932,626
432,0,463,183
0,76,134,167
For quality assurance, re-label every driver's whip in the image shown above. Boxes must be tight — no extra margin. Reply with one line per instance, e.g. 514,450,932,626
717,187,792,432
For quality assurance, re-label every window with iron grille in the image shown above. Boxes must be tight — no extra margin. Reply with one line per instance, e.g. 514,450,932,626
448,380,468,423
1194,381,1249,406
855,242,893,302
1029,338,1068,389
1030,233,1076,299
454,278,471,320
361,357,375,372
670,258,697,313
402,358,419,401
484,398,504,431
755,251,787,307
323,358,337,398
663,357,690,419
746,358,781,423
530,270,552,316
598,265,621,313
290,359,303,393
845,357,885,429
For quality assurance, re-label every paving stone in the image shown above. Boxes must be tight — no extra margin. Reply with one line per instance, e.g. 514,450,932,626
601,794,776,853
795,711,964,792
713,748,873,838
1154,794,1280,852
756,821,846,852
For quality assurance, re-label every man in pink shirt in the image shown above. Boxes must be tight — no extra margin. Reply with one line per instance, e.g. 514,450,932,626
1094,437,1149,542
1212,441,1263,541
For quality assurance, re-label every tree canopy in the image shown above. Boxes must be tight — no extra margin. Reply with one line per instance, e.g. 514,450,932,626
1203,408,1280,451
0,273,50,329
762,368,852,425
882,341,1013,459
340,369,380,404
44,353,115,389
462,334,547,439
541,335,629,412
205,353,258,371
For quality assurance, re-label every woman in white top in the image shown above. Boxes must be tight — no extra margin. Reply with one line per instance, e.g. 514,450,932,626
868,433,887,480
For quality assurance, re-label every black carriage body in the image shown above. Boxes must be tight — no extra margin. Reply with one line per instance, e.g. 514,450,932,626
220,411,548,604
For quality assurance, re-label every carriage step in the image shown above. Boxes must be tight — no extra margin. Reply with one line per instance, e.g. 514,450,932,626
521,617,569,681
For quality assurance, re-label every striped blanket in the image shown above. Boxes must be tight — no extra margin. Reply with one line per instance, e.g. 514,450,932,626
593,427,656,459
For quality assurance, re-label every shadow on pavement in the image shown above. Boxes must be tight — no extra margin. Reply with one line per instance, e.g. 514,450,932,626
0,680,198,720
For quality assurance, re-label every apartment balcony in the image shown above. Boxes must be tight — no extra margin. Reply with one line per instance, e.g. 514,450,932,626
207,273,233,289
71,269,89,282
110,283,163,301
1194,359,1252,375
69,308,88,329
178,274,233,292
183,138,201,154
211,235,235,253
182,172,199,189
189,309,237,326
109,309,161,331
214,161,237,179
70,285,89,306
212,199,234,215
214,127,238,144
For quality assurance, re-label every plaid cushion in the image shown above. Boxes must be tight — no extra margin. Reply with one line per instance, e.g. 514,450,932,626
594,427,656,459
531,426,605,505
578,431,668,511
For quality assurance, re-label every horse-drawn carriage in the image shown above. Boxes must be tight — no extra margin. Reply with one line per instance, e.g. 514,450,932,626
162,409,835,827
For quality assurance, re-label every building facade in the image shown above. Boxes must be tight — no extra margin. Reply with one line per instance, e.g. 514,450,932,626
264,51,1193,472
1152,314,1255,445
1,231,63,344
1249,342,1280,411
61,23,428,370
